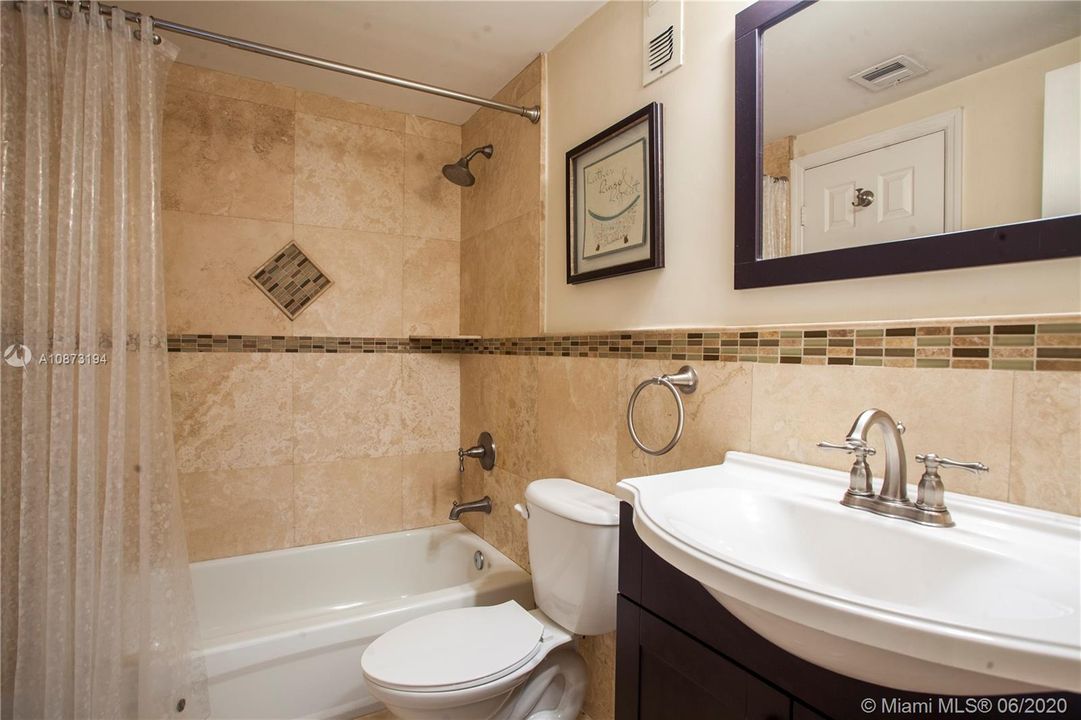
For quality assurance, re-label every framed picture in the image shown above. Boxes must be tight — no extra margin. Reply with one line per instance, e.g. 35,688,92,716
566,102,664,284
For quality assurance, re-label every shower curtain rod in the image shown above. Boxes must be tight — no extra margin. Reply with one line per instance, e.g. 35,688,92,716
45,0,543,123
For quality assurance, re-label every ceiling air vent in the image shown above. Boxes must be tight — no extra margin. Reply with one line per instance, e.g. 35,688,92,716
849,54,929,92
642,0,684,86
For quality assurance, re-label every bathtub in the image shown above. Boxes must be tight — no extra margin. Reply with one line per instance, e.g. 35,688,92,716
190,524,535,720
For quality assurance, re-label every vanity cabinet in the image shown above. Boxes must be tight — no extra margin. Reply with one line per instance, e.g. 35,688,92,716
615,504,1078,720
621,598,789,719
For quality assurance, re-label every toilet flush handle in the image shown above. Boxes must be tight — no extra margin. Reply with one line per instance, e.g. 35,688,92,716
513,503,529,520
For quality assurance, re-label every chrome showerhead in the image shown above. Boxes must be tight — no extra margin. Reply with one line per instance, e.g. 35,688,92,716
442,144,493,187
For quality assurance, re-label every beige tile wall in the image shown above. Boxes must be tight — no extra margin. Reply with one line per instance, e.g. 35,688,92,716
460,57,545,337
163,64,464,560
163,63,461,338
169,346,462,561
453,53,641,719
460,355,1081,719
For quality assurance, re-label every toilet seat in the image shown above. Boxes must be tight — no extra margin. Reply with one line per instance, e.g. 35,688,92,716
362,601,545,693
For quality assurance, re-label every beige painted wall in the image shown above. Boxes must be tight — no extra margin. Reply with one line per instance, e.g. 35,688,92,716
544,1,1081,333
794,37,1081,232
162,64,464,560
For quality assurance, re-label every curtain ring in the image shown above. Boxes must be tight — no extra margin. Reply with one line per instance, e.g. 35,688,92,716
131,28,162,44
626,366,698,456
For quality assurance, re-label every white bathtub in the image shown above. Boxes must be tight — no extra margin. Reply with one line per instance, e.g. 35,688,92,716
190,524,535,720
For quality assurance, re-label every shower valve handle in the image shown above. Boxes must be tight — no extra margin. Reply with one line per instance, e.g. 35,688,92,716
458,432,496,472
457,447,479,472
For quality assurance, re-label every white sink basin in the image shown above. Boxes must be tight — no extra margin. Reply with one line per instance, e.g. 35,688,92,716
615,452,1081,695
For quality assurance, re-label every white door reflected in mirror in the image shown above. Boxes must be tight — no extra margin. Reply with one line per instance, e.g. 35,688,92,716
760,0,1081,259
799,129,946,254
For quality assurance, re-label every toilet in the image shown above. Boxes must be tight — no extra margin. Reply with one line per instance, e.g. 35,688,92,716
361,478,620,720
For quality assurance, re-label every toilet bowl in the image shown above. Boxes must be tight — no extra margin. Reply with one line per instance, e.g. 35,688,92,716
361,478,619,720
363,602,586,720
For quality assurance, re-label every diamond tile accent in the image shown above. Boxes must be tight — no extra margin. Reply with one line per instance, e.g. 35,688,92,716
249,242,332,320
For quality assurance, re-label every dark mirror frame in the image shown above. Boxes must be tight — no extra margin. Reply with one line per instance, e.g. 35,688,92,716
734,0,1081,290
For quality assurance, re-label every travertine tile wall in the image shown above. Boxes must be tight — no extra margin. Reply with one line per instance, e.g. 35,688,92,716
455,53,628,720
162,63,463,560
460,57,546,337
459,355,1081,719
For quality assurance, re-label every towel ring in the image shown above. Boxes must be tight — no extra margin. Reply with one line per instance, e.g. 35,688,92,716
627,366,698,456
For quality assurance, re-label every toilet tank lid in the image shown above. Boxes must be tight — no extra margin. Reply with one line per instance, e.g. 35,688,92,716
525,478,619,526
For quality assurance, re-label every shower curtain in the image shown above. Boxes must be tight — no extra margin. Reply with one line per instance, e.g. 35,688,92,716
1,3,208,718
761,175,791,259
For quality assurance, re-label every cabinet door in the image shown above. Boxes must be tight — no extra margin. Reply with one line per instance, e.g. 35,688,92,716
793,703,829,720
637,607,789,719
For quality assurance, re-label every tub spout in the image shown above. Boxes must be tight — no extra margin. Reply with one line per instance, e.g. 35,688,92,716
449,496,492,521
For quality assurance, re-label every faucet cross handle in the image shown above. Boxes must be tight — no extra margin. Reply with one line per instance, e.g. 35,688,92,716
914,453,988,518
818,439,876,497
817,439,876,457
916,453,988,475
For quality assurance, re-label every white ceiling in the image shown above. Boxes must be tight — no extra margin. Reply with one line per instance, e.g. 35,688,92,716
121,1,604,125
764,0,1081,141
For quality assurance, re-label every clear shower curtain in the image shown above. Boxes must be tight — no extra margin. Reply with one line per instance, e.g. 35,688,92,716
761,175,791,259
1,3,208,718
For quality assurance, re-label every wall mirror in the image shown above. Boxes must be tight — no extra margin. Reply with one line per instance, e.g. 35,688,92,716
734,0,1081,288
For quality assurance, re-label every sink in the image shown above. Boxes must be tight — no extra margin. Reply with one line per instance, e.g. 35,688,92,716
615,452,1081,695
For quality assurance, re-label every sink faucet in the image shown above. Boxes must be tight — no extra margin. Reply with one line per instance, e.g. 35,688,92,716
819,408,987,528
817,408,905,502
449,496,492,521
845,409,907,504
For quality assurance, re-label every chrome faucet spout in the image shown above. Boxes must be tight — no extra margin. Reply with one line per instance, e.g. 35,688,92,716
449,496,492,521
821,409,972,528
846,408,907,503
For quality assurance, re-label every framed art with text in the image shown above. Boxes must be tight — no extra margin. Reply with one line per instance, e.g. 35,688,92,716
566,102,664,284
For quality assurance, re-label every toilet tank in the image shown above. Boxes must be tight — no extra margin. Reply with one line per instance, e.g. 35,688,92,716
524,478,619,636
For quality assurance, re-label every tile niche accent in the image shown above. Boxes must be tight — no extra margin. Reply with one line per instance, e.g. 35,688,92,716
249,242,332,320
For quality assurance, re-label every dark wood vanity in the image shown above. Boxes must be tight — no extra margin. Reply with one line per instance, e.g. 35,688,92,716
615,504,1079,720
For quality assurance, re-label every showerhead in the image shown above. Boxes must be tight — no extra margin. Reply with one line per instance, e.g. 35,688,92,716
442,144,493,187
441,159,476,187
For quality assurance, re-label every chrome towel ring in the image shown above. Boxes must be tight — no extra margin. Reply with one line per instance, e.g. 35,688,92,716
627,366,698,456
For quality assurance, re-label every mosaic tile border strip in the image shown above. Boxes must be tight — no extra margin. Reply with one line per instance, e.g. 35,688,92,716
166,335,463,354
166,318,1081,371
